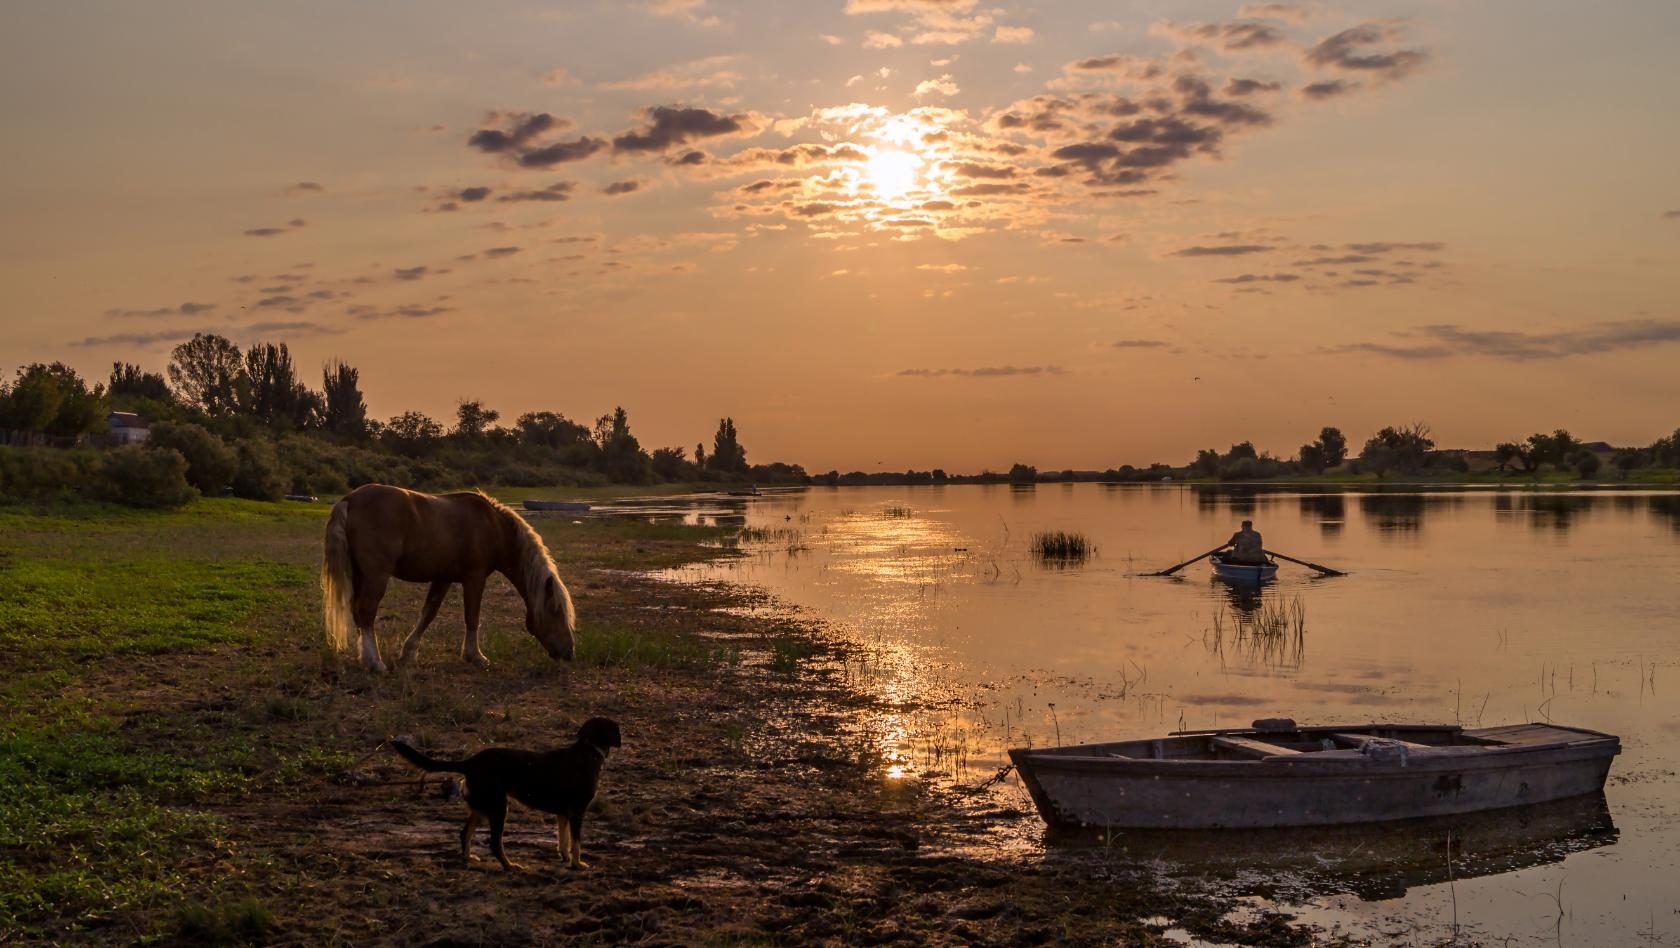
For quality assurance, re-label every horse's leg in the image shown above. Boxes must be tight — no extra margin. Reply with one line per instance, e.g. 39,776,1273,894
352,571,391,674
460,574,490,669
397,581,450,666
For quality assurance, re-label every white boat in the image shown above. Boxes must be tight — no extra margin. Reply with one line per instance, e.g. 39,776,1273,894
1009,720,1620,829
1210,553,1277,582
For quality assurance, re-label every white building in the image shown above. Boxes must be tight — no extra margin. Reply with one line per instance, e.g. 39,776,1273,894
107,412,150,445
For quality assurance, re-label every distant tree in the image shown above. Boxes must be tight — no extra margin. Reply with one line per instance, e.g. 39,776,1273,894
109,362,172,403
1298,442,1327,475
515,411,590,449
593,406,652,483
708,417,747,474
321,360,367,438
694,442,707,468
1361,423,1434,477
168,333,247,417
1525,429,1578,469
651,446,690,480
1008,463,1037,484
1317,427,1347,468
244,342,319,429
1224,441,1258,462
1,363,107,439
932,468,949,483
1570,448,1601,479
148,421,237,495
1612,449,1642,477
1652,429,1680,467
1191,448,1220,476
453,400,500,439
1493,442,1525,473
382,411,443,457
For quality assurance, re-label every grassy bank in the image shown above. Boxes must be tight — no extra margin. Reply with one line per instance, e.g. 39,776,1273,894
0,497,1308,945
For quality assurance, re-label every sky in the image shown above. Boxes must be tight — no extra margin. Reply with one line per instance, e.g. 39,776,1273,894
2,0,1677,472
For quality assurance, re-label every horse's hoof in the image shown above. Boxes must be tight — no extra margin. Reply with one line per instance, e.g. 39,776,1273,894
363,659,388,674
463,652,491,670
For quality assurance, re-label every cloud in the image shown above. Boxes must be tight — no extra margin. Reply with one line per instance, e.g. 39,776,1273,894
1662,210,1680,219
518,136,608,168
542,67,575,85
602,55,740,90
1304,23,1428,80
993,25,1033,44
467,112,568,153
394,266,429,281
1170,244,1273,257
498,181,576,202
244,320,346,337
898,364,1066,377
1156,21,1287,52
863,30,903,48
1225,78,1281,96
349,303,454,320
1112,339,1171,348
1238,3,1318,23
846,0,976,12
483,246,522,258
284,181,324,195
72,328,210,348
1300,78,1355,100
1325,320,1680,361
915,74,960,97
647,0,719,27
602,179,646,196
612,106,757,153
104,302,216,319
820,33,844,45
1214,272,1300,283
243,218,306,237
916,263,968,271
457,186,492,202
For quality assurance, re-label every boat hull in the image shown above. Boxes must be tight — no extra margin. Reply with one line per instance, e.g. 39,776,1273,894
1211,556,1276,582
1010,724,1619,829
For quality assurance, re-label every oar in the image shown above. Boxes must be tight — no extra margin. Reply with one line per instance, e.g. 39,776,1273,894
1149,545,1226,577
1263,548,1346,577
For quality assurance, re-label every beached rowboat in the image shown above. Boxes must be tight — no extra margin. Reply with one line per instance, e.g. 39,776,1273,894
1009,720,1619,829
1210,553,1277,582
522,500,591,512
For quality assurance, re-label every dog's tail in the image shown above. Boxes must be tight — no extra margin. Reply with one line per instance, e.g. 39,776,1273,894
320,499,355,653
389,739,468,774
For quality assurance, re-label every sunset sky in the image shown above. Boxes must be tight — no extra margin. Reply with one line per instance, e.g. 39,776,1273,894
3,1,1677,471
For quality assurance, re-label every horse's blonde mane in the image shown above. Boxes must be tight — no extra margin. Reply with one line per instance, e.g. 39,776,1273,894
480,491,576,630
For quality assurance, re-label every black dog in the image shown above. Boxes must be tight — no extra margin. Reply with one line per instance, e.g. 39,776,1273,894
390,717,622,870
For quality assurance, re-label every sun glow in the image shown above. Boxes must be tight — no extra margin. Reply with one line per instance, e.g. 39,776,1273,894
865,147,923,200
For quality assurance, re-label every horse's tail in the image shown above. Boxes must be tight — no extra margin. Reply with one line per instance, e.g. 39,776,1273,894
389,739,467,774
320,499,355,653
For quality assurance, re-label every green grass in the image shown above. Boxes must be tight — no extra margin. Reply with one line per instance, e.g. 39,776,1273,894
1031,530,1092,560
574,621,738,670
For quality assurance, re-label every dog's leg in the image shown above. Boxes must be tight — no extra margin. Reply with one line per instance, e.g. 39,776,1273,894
398,581,450,666
460,574,490,670
352,571,390,674
568,812,587,869
555,818,571,857
485,798,521,870
460,811,483,862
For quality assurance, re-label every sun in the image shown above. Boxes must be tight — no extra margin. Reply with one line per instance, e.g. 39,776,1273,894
865,147,923,200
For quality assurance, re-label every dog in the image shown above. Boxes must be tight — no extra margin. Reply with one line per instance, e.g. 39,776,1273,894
390,717,622,870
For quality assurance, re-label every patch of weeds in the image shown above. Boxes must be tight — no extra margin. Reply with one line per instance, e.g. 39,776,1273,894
575,622,735,670
174,896,274,944
768,637,821,675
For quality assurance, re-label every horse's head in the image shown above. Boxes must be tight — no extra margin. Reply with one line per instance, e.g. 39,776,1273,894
526,572,577,661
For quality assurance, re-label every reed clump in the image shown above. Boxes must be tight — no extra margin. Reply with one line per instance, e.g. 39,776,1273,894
1206,595,1307,667
881,503,914,518
1032,530,1092,561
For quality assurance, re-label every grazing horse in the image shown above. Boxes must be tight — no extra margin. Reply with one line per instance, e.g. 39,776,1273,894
321,484,576,672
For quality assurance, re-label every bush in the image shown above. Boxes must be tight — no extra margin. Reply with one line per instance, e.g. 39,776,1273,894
0,446,105,503
101,445,196,508
148,421,237,495
1571,449,1601,479
231,439,286,500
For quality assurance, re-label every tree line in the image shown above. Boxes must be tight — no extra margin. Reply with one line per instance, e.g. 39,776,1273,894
0,332,804,507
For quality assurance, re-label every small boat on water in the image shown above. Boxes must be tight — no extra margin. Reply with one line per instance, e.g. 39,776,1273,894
522,500,591,513
1210,552,1277,583
1009,720,1619,829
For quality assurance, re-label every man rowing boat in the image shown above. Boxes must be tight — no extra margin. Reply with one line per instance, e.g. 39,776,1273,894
1221,520,1268,565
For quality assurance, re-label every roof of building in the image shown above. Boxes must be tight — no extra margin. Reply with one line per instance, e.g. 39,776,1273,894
107,411,149,429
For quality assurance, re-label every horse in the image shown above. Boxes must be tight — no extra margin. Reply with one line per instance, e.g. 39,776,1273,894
320,484,577,673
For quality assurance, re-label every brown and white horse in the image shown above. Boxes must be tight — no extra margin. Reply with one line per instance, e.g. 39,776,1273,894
321,484,576,672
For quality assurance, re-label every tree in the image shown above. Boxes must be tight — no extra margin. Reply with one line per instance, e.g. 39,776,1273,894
593,406,652,483
168,333,247,417
651,446,690,480
694,442,707,468
708,417,747,474
1298,442,1327,474
0,363,107,439
147,421,238,495
382,411,443,457
453,400,500,439
1008,463,1038,484
1493,442,1524,473
1317,427,1347,468
1613,449,1642,477
109,362,172,402
1191,448,1220,476
321,360,367,438
1652,429,1680,467
1224,441,1258,462
244,342,318,429
1361,423,1434,477
1570,448,1600,479
1525,429,1579,469
515,411,589,449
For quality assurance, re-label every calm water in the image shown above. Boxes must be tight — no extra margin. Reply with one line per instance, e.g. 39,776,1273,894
656,485,1680,945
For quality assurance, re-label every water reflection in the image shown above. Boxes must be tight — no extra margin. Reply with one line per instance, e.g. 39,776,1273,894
1298,493,1346,537
1047,793,1617,903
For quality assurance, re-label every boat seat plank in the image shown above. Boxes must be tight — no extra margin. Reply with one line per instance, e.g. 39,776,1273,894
1329,732,1431,750
1211,736,1302,758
